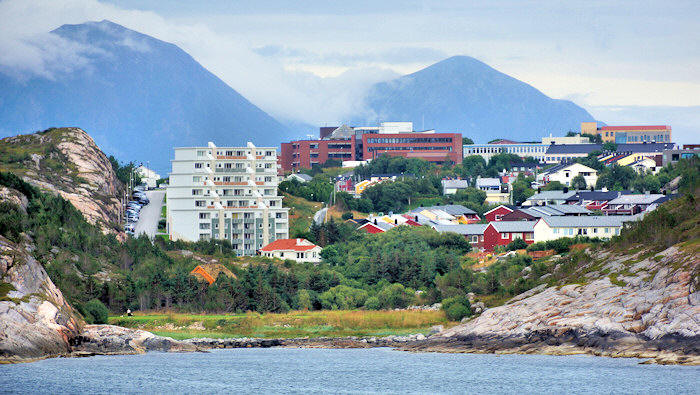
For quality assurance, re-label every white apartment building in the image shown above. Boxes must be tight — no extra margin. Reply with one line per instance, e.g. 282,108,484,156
167,142,289,256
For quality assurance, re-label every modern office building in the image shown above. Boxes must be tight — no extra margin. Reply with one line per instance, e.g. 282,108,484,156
581,122,671,143
543,142,675,164
167,142,289,255
280,122,462,172
463,140,548,162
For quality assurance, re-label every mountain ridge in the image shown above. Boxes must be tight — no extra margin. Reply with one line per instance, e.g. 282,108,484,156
0,20,291,173
354,55,596,142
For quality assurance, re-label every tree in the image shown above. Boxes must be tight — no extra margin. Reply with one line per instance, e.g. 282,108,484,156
571,174,587,190
602,142,618,152
462,137,474,145
543,181,565,191
581,133,602,144
442,295,472,321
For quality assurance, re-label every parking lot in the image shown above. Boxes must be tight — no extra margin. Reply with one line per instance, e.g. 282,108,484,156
132,190,165,238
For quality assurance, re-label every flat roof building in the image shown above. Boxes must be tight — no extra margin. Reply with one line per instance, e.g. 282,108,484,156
581,122,671,144
166,142,289,256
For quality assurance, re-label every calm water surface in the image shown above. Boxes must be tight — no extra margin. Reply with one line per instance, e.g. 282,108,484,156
1,348,698,394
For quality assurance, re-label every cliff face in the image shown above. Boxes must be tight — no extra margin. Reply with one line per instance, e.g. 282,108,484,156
0,235,84,362
0,127,124,235
410,245,700,364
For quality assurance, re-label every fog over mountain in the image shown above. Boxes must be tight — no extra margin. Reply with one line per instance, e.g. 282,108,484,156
0,20,292,173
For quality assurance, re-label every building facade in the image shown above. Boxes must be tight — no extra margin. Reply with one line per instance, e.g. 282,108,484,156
464,141,548,162
581,122,671,143
167,142,289,256
280,122,462,172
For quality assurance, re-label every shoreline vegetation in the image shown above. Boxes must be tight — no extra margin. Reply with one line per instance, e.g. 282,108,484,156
109,309,457,340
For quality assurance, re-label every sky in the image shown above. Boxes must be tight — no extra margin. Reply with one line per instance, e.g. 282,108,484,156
0,0,698,142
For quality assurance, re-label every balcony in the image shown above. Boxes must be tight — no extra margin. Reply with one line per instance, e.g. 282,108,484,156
214,168,246,173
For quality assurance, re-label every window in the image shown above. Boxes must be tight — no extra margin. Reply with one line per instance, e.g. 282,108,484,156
197,150,206,157
495,214,503,220
192,189,202,195
195,200,205,207
199,213,209,219
199,223,210,230
501,233,509,239
195,163,203,169
470,235,479,243
193,176,202,182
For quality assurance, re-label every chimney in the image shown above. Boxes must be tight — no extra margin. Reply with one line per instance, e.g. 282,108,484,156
537,187,541,193
415,215,419,222
394,219,398,224
374,219,377,225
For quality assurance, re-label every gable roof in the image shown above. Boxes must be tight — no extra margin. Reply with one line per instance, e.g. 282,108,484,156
527,191,577,201
568,190,627,202
327,124,355,139
607,194,668,205
483,204,515,216
432,224,488,235
540,162,596,176
288,173,312,182
409,204,477,216
475,178,501,188
490,221,536,233
537,216,628,228
261,238,319,252
441,179,470,189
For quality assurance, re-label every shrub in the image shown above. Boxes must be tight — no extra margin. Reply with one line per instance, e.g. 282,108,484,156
84,299,109,324
318,285,368,310
341,212,353,220
296,289,313,310
364,296,381,310
377,283,414,309
505,238,528,251
442,296,472,321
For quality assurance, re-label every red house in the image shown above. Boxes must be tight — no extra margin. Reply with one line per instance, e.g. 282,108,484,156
483,205,515,222
483,221,536,252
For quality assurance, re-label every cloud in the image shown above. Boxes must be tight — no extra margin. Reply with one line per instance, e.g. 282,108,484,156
253,45,447,66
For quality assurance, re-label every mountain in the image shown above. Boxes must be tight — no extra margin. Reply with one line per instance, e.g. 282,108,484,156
355,56,596,142
0,20,291,173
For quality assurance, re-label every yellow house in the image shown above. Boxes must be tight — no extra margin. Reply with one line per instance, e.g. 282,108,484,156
355,180,374,196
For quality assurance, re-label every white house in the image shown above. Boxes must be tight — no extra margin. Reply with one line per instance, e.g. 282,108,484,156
286,173,313,183
441,179,471,195
537,163,598,188
532,216,628,242
136,165,161,189
261,238,322,263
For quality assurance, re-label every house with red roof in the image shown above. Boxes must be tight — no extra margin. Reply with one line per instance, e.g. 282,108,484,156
261,238,322,263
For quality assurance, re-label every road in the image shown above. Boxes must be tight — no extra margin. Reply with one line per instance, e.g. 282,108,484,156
313,207,328,226
134,190,165,239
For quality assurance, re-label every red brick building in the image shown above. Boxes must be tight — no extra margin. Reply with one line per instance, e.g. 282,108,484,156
279,122,463,172
362,132,463,164
280,139,357,172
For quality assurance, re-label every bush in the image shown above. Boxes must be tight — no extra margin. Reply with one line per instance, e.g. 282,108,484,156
505,238,528,251
83,299,109,324
341,212,353,220
318,285,368,310
296,289,313,310
364,296,381,310
377,283,414,309
442,296,472,321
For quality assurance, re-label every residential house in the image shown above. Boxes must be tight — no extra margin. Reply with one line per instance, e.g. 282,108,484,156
441,179,471,195
564,190,630,210
483,205,516,222
629,157,661,175
432,224,488,251
357,220,394,234
286,173,313,183
523,191,577,206
533,216,628,241
483,221,536,251
475,177,501,191
500,204,591,221
136,165,161,189
408,205,480,225
603,194,672,215
261,238,322,263
536,163,598,188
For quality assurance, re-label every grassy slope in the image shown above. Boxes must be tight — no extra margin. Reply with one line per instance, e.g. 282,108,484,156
109,310,456,339
282,192,322,236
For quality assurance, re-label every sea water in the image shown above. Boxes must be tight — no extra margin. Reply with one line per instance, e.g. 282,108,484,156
1,348,697,394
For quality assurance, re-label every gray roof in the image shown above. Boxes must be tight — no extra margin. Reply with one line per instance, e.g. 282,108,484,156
410,204,477,216
290,173,313,182
475,178,501,188
538,216,628,227
432,224,488,235
607,194,667,205
545,143,675,155
540,204,591,215
491,221,536,232
527,191,577,201
540,162,596,176
441,179,471,189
